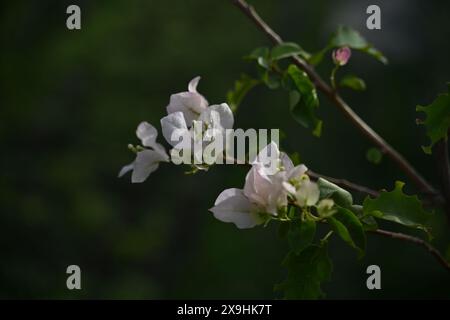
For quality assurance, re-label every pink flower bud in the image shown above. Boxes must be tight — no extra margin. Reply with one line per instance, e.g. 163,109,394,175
332,46,351,66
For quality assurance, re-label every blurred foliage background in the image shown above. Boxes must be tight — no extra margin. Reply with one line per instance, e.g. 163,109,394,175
1,0,449,299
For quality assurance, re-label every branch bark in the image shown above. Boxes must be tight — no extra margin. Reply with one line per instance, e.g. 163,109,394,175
371,229,450,272
230,0,439,198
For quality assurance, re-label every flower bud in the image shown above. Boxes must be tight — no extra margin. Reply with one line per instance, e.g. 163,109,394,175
332,46,351,66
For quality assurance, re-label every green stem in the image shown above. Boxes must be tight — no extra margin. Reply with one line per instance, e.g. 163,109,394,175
321,230,333,243
330,65,339,90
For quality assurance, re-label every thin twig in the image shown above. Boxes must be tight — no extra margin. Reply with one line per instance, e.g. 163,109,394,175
308,170,379,198
371,229,450,272
230,0,439,198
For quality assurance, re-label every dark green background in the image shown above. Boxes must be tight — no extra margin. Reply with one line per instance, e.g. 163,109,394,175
1,0,449,298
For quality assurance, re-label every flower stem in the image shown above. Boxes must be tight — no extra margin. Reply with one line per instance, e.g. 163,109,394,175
330,65,339,90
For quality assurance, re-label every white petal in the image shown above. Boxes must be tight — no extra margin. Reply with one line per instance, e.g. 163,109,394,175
160,112,189,147
131,150,166,183
188,76,201,93
280,152,294,171
265,172,288,215
136,121,158,147
243,164,271,205
166,92,208,126
199,103,234,129
282,181,297,194
152,143,170,162
251,142,281,175
118,163,134,178
209,188,261,229
287,164,308,180
255,141,280,164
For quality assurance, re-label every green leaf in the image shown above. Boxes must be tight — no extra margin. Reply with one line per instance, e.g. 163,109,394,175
416,84,450,154
362,181,432,235
327,206,366,255
246,46,269,60
366,147,383,164
340,74,366,91
286,64,322,137
226,74,260,112
275,243,332,299
317,177,353,208
288,220,316,254
271,42,311,61
262,71,280,89
332,25,367,48
350,205,378,230
308,47,329,66
361,215,378,231
331,26,388,64
246,47,270,69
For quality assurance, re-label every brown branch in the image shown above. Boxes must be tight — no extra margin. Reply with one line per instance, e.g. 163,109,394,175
230,0,439,198
371,229,450,272
308,170,380,198
433,137,450,222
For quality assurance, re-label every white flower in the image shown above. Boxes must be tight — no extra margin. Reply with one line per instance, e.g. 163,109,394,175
317,199,336,217
209,142,324,229
161,101,234,165
283,173,320,207
295,179,320,206
209,188,264,229
118,122,169,183
166,76,209,127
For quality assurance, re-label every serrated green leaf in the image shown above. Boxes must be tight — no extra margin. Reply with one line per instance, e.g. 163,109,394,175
275,243,332,299
226,74,260,112
271,42,311,61
288,220,316,254
327,206,366,255
286,64,322,137
340,74,366,91
331,26,388,64
317,177,353,208
366,147,383,164
416,85,450,154
363,181,432,235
